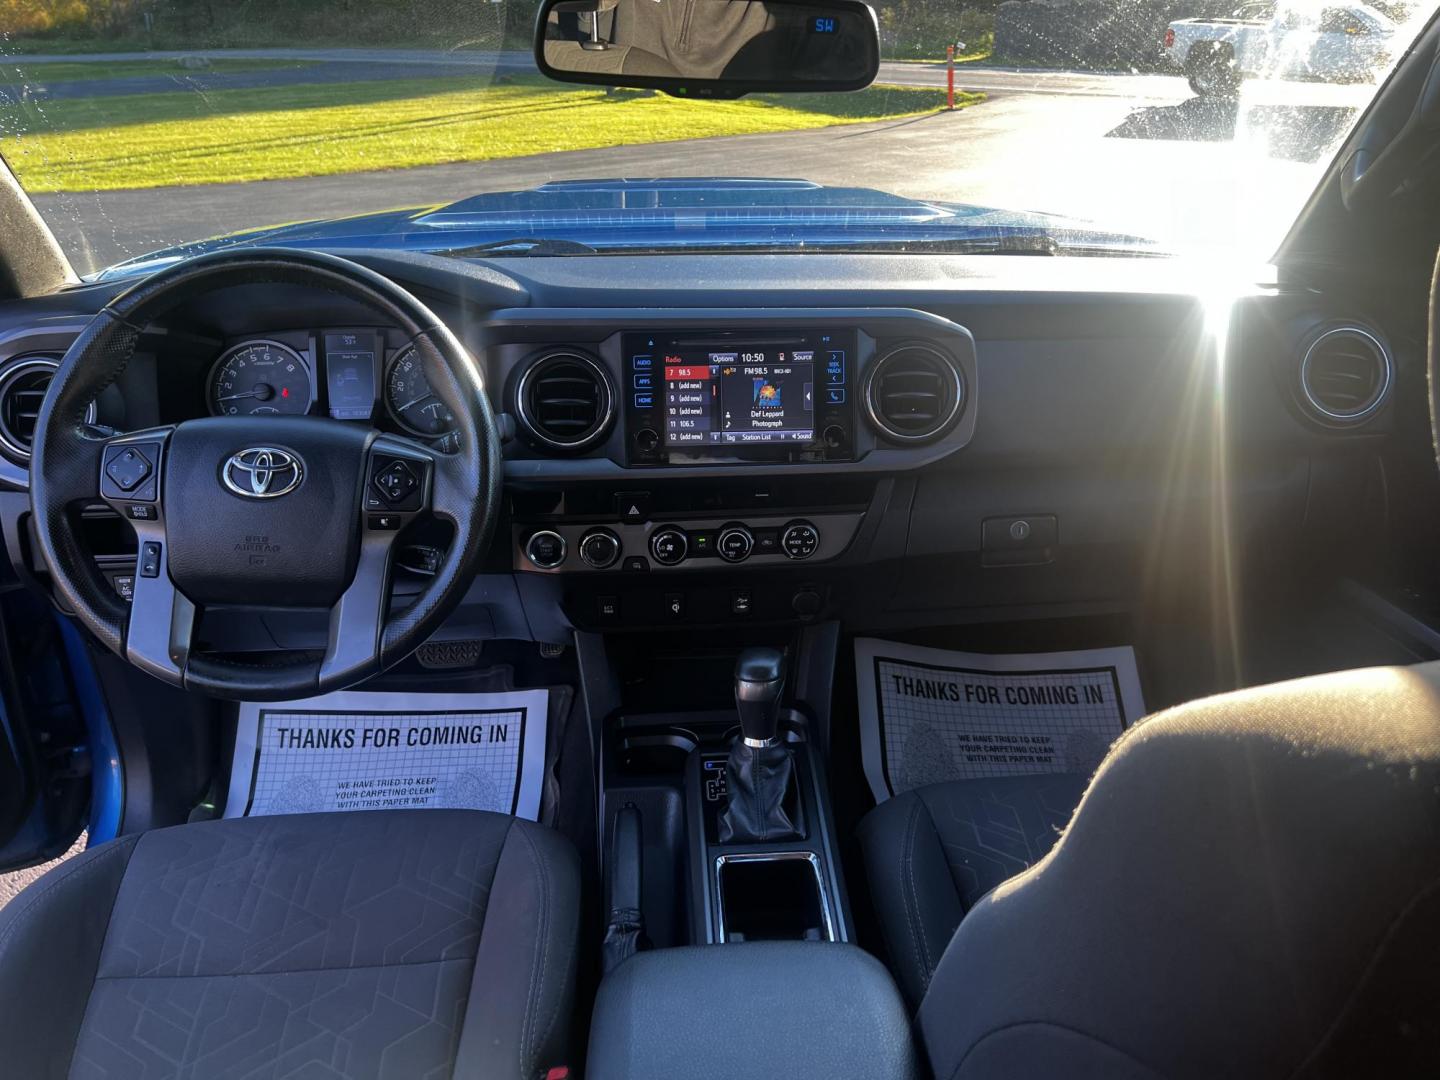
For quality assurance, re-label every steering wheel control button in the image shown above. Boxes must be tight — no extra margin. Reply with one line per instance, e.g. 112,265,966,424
368,514,401,531
650,526,688,566
139,541,162,578
366,453,427,512
525,530,567,570
374,460,419,503
104,447,152,492
126,504,156,521
579,528,622,569
717,524,755,563
102,443,161,501
616,491,651,523
781,521,820,560
112,575,134,602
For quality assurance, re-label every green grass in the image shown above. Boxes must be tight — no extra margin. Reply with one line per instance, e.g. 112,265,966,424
1,76,975,193
0,58,311,82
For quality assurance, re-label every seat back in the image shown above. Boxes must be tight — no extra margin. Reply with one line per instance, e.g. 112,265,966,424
918,663,1440,1079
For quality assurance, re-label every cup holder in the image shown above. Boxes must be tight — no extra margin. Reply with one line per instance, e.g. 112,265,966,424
715,852,833,942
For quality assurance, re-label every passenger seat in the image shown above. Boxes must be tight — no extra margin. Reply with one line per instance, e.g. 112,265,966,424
857,773,1089,1008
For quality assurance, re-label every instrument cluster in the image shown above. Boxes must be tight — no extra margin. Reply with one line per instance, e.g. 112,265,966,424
204,328,457,447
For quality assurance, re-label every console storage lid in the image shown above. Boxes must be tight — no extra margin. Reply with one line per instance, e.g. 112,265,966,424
586,942,917,1080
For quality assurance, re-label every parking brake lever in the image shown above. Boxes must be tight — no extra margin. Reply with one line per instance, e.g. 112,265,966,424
603,802,648,973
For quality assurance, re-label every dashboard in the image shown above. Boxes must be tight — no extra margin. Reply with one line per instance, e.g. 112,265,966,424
0,252,1416,644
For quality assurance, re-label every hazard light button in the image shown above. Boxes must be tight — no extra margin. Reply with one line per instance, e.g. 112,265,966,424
615,491,651,523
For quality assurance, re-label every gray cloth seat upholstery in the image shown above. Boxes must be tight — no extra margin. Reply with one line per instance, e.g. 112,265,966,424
0,809,581,1080
858,772,1089,1008
861,663,1440,1078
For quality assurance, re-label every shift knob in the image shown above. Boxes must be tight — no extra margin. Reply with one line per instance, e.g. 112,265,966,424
735,647,785,746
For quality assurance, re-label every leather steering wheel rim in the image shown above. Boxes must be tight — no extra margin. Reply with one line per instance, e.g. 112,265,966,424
30,248,501,700
1430,247,1440,477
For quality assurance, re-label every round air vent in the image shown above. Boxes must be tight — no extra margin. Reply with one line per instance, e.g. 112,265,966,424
863,343,965,444
1299,326,1393,425
514,350,615,452
0,356,94,460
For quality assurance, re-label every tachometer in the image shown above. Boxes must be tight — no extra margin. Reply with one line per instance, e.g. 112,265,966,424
385,344,455,437
209,341,313,416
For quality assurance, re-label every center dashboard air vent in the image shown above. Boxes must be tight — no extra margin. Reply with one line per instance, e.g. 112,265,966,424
862,342,965,444
0,356,91,460
514,350,615,452
1298,326,1393,426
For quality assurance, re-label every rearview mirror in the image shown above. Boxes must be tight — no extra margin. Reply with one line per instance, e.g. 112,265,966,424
534,0,880,98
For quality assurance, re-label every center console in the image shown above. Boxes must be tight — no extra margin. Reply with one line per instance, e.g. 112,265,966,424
586,634,917,1080
586,942,917,1080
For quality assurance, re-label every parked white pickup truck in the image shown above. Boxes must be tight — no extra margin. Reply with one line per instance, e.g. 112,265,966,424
1163,2,1396,97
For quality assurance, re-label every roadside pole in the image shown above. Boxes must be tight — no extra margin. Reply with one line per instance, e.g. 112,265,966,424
946,45,955,110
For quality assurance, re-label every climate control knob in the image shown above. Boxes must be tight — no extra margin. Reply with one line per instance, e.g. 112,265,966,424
579,528,622,569
781,521,820,560
650,526,688,566
716,523,755,563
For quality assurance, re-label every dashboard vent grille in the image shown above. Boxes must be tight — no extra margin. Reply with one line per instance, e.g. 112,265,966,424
516,351,614,452
864,343,964,443
0,356,64,459
1300,327,1392,425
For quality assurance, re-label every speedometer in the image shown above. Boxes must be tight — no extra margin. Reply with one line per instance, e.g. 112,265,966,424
209,341,313,416
385,345,455,436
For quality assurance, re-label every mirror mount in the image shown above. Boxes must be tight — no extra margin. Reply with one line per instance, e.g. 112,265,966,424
533,0,881,99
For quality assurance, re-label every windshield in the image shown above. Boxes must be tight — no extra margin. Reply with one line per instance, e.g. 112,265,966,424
0,0,1434,277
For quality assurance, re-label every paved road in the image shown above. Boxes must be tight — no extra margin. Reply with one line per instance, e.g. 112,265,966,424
36,90,1357,275
11,47,1369,274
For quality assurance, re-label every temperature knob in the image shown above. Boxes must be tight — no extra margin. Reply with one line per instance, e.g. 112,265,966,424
717,524,755,563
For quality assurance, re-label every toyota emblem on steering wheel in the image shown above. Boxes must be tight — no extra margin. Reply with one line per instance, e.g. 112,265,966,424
222,447,304,498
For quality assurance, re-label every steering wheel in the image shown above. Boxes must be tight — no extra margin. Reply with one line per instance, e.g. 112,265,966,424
30,249,501,701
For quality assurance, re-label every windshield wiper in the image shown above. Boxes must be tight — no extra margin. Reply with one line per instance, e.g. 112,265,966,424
439,237,599,257
437,232,1163,260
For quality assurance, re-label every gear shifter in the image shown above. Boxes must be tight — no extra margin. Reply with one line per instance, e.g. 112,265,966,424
735,647,785,746
719,647,805,843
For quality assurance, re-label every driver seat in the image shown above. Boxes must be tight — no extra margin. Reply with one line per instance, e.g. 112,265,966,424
0,809,580,1079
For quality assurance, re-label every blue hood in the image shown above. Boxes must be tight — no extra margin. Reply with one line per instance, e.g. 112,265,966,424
96,178,1160,278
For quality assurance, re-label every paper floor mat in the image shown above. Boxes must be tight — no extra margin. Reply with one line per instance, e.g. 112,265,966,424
855,639,1145,804
223,688,549,821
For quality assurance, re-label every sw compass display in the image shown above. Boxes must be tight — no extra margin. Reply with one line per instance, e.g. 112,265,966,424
208,340,313,416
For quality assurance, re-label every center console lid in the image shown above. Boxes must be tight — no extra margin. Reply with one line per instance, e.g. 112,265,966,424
586,942,917,1080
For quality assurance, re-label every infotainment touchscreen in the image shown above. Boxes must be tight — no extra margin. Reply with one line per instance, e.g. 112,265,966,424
624,329,855,465
664,352,813,447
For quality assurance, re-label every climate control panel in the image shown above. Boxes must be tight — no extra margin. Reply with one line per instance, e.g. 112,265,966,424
513,513,860,574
